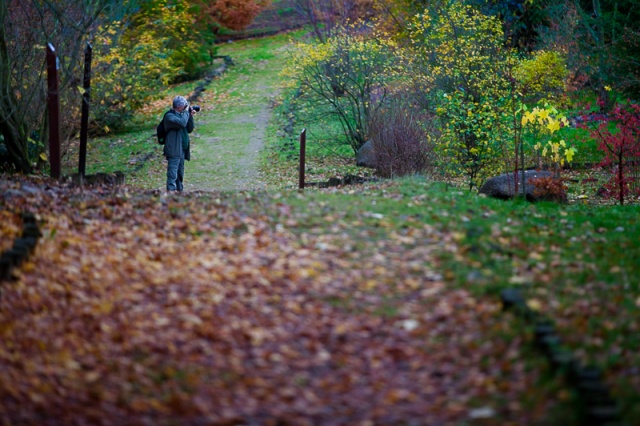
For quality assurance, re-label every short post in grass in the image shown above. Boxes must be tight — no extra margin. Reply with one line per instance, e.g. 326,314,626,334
78,42,92,178
46,43,61,180
299,128,306,190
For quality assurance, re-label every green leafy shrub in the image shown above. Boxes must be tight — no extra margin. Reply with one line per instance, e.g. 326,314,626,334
91,1,216,132
281,23,405,153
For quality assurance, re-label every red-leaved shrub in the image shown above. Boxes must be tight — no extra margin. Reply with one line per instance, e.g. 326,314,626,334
367,104,435,178
531,176,568,203
579,101,640,205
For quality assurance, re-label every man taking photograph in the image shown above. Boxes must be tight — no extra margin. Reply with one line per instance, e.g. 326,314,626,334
163,95,197,192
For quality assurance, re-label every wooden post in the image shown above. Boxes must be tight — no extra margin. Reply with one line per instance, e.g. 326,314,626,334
79,42,92,177
299,128,306,190
46,43,61,179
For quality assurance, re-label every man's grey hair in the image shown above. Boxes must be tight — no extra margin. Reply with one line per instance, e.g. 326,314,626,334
172,96,188,109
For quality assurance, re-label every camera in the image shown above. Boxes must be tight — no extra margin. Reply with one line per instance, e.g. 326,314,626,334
189,105,201,112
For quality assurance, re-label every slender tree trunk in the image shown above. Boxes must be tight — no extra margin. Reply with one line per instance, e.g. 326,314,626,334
592,0,611,110
520,135,526,198
618,154,624,205
513,110,519,196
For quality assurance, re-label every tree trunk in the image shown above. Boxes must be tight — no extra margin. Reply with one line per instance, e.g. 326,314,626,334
0,1,32,173
618,155,624,205
0,116,32,173
591,0,612,110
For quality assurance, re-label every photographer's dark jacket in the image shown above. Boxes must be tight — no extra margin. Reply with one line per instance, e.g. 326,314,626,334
162,110,194,160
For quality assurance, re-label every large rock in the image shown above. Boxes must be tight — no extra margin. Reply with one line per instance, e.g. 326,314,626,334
356,141,376,168
479,170,556,201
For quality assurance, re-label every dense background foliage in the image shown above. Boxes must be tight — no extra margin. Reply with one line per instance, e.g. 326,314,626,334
278,0,640,201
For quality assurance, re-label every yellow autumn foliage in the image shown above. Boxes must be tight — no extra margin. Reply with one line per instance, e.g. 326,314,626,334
514,50,568,101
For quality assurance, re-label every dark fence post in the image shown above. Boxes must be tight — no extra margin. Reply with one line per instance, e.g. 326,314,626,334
78,42,92,178
46,43,61,180
299,128,306,190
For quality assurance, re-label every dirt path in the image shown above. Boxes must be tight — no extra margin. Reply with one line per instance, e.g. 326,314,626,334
235,104,271,190
179,39,288,193
185,102,272,193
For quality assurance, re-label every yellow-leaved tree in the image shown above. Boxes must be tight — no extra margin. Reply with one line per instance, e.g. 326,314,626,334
91,1,214,132
409,2,515,189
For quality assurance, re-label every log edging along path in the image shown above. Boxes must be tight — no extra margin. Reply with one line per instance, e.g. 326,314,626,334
0,211,41,283
501,288,622,425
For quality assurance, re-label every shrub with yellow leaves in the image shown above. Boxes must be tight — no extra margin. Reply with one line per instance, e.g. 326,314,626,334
91,1,215,132
408,2,516,189
514,50,569,103
521,103,576,173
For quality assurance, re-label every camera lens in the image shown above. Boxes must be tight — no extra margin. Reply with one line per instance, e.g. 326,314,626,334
192,105,201,112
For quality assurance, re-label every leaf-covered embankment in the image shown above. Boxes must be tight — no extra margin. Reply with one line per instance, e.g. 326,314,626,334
0,176,560,425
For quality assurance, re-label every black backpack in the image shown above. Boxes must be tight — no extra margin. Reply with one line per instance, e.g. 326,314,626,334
156,111,169,145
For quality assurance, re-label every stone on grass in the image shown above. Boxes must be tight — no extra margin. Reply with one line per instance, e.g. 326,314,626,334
356,141,376,168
